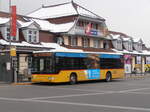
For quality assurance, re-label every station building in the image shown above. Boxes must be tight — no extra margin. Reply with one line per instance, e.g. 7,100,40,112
0,1,149,82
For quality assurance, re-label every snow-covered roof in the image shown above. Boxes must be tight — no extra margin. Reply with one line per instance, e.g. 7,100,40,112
142,50,150,55
132,38,142,43
50,21,75,33
0,17,33,28
27,2,104,20
33,19,75,32
0,39,41,47
28,2,77,19
0,39,67,50
34,48,83,53
0,15,75,33
0,17,9,24
17,20,34,28
112,49,144,55
41,42,67,50
32,19,52,31
110,34,121,40
122,37,132,41
76,4,102,19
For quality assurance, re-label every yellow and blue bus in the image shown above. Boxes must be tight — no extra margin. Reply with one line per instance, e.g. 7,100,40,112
31,51,124,84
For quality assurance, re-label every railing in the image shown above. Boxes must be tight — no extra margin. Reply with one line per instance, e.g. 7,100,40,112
71,26,104,37
124,72,148,80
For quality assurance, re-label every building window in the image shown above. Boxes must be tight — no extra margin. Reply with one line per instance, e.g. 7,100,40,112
93,23,98,29
82,38,89,47
128,42,132,51
93,39,99,48
57,37,64,45
6,27,10,40
134,43,138,50
117,40,122,50
103,41,109,49
70,36,77,46
4,27,18,41
77,20,84,27
27,29,39,43
138,43,142,51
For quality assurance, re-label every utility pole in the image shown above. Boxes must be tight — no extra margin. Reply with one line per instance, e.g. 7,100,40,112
9,0,13,83
9,0,17,83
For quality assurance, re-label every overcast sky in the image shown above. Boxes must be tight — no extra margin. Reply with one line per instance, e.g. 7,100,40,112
0,0,150,47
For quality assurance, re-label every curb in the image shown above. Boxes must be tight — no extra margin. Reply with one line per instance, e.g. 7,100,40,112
124,75,150,80
12,82,32,85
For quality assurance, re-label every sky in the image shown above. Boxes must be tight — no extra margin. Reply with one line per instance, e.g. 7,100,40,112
0,0,150,47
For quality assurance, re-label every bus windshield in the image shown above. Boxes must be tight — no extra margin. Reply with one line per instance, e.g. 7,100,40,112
32,56,55,74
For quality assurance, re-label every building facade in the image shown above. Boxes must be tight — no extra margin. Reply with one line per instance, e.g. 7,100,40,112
0,1,149,82
108,31,149,75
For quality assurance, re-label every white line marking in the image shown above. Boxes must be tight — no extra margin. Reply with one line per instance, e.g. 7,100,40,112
53,87,114,93
52,87,150,94
125,83,150,86
30,100,150,112
0,97,150,111
24,87,150,100
26,87,150,100
126,92,150,95
27,91,114,100
118,87,150,93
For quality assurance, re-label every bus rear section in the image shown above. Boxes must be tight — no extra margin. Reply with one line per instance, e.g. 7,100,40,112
31,52,124,83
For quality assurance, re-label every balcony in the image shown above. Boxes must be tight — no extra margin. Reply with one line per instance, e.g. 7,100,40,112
69,26,104,37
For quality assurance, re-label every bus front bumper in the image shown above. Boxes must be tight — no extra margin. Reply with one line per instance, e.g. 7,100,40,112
31,75,56,83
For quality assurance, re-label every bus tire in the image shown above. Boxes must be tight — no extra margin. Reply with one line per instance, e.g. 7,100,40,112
70,73,77,85
105,72,112,82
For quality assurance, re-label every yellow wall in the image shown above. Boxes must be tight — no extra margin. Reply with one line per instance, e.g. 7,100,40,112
145,64,150,73
90,38,94,47
63,36,69,45
77,36,82,46
99,40,104,48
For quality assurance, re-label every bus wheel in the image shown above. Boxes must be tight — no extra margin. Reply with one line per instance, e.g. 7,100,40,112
70,73,77,85
105,72,112,82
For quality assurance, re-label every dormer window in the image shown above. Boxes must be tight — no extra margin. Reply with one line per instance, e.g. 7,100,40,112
138,43,142,51
27,30,38,43
23,29,39,43
117,40,122,50
56,37,64,45
128,41,132,51
0,26,19,41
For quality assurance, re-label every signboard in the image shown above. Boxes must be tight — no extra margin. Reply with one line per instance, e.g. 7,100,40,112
11,6,17,37
90,30,98,36
124,55,132,64
124,64,131,73
10,46,16,57
124,55,132,73
6,62,11,71
85,23,98,36
85,69,100,79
